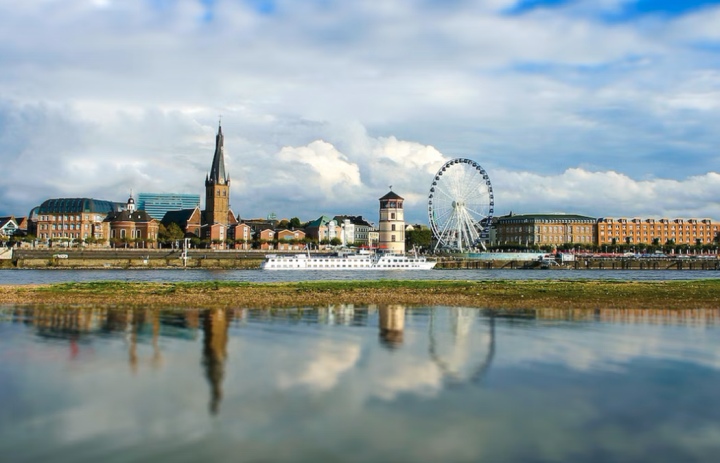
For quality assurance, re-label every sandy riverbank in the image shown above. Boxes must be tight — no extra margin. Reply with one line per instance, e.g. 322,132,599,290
2,279,720,310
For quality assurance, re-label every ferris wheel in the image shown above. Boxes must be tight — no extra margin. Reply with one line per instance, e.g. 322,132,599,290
427,158,494,252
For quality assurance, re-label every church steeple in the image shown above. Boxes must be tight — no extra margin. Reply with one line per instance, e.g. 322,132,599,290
206,123,228,187
204,122,231,228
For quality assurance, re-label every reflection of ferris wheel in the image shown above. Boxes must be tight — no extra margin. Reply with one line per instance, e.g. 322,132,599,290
428,158,494,252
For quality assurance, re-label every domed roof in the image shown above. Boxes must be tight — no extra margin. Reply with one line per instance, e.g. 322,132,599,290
36,198,123,214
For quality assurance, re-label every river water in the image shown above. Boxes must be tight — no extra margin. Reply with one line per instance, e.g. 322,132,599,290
1,305,719,462
2,268,720,285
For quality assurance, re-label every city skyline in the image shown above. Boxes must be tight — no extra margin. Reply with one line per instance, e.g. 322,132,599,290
1,1,720,224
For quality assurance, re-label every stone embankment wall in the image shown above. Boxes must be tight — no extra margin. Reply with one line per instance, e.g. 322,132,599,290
6,249,720,270
434,257,720,270
11,249,264,269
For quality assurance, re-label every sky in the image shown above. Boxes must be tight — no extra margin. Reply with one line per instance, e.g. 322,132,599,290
1,0,720,225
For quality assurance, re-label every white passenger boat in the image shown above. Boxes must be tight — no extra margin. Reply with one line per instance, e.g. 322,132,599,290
261,249,436,270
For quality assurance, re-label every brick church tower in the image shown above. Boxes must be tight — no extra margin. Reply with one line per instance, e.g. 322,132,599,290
205,124,230,227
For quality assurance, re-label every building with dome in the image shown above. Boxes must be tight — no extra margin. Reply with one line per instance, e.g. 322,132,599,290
29,197,124,245
105,195,160,247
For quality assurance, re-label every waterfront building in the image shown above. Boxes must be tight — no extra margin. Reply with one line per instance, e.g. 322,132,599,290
161,206,202,237
230,223,252,249
242,218,277,234
304,215,338,243
15,216,28,233
494,213,597,247
597,217,720,247
137,193,200,220
0,216,18,238
28,198,123,245
276,229,307,251
105,195,160,248
257,228,275,250
378,190,405,254
333,215,374,246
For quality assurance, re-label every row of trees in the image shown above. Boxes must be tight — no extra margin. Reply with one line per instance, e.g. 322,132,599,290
491,236,720,255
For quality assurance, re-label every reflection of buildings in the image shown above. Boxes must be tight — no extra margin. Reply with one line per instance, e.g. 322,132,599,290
379,305,405,349
127,309,163,374
202,308,230,415
537,308,720,326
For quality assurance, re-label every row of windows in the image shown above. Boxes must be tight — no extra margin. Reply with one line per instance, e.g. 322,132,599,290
110,229,156,239
600,225,719,231
601,231,712,237
39,223,95,231
40,232,94,239
38,214,103,222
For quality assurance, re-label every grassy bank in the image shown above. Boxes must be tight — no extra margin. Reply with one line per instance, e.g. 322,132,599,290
2,279,720,310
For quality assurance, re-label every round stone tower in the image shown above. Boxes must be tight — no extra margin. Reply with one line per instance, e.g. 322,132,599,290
378,190,405,254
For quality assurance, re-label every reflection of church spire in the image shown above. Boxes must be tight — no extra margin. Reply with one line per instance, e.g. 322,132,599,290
378,305,405,349
202,308,229,415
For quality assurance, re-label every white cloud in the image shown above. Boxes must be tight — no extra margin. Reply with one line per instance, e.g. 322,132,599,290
276,140,362,195
0,0,719,223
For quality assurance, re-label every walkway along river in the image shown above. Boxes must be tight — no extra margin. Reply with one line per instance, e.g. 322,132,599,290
3,249,720,271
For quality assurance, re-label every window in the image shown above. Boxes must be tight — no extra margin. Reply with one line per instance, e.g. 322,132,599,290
391,224,396,231
391,213,395,220
120,229,126,238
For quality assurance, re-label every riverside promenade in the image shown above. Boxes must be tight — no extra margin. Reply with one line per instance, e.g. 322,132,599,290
2,249,719,271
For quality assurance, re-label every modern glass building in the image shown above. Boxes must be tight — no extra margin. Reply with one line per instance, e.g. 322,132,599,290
137,193,200,220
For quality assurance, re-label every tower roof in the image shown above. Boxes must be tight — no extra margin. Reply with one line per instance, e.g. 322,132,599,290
207,124,228,186
379,191,403,201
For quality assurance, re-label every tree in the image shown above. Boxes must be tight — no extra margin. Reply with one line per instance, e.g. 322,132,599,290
277,219,290,229
330,237,342,246
160,222,185,243
289,217,302,229
406,228,432,250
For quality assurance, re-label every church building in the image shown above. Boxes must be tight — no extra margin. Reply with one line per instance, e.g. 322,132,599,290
161,123,238,247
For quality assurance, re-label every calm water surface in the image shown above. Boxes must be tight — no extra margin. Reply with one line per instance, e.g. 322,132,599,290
2,268,720,284
1,305,719,462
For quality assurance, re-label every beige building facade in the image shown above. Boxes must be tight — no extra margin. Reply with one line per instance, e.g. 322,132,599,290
378,191,405,254
494,213,597,247
597,218,720,246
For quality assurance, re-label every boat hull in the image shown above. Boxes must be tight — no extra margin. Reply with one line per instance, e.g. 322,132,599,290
261,253,436,270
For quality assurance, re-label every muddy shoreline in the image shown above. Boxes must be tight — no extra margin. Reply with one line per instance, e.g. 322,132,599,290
2,279,719,310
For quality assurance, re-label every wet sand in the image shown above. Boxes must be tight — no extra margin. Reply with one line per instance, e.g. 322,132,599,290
2,279,720,310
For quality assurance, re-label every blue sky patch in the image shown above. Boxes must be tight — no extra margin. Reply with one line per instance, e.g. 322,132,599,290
507,0,720,20
609,0,720,21
244,0,276,15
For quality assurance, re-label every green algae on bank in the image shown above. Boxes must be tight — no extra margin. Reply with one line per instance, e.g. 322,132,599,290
2,279,720,310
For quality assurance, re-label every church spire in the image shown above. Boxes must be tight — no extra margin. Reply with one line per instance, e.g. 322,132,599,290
206,123,228,186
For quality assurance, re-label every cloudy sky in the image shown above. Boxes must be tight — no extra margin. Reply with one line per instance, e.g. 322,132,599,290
1,0,720,224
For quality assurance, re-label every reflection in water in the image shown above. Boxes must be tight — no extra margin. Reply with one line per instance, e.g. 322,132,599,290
378,305,405,350
3,305,720,462
538,308,720,325
127,310,163,374
429,308,495,385
202,308,230,415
